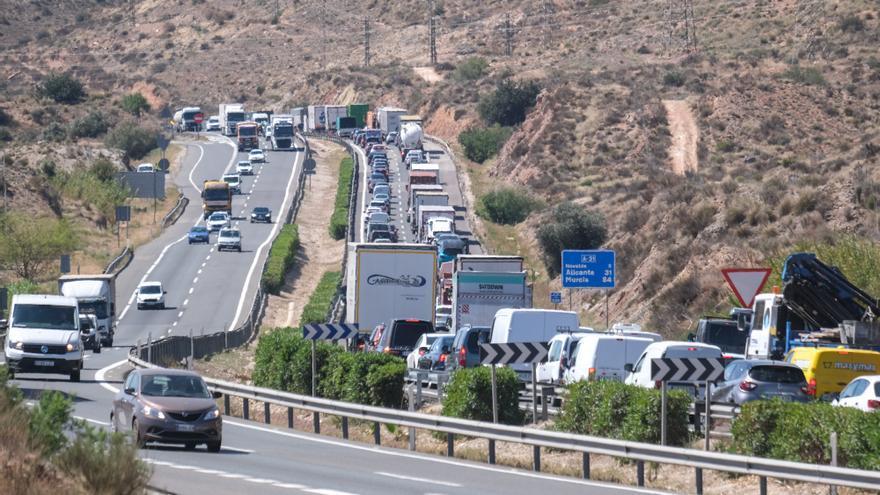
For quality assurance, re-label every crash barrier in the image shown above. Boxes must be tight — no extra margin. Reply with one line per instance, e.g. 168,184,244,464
161,193,189,229
127,352,880,494
104,246,134,275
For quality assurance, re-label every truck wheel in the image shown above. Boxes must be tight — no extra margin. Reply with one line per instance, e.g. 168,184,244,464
7,366,14,379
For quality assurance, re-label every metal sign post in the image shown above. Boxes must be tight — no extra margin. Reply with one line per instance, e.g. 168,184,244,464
651,357,725,447
490,365,498,424
302,323,359,397
550,291,562,310
480,342,550,425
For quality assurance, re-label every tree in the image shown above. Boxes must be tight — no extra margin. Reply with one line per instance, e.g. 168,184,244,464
104,121,155,160
457,126,513,163
120,93,151,117
477,79,541,126
537,202,607,276
0,213,78,279
36,73,85,104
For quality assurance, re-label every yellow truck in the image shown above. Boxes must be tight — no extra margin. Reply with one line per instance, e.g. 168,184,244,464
202,180,231,218
786,346,880,399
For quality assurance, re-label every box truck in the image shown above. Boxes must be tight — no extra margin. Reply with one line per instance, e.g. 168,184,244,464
58,274,116,346
376,107,407,135
307,105,327,131
218,103,246,136
452,270,532,334
324,105,347,131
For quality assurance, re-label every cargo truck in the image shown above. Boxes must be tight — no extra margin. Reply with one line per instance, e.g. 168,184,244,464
324,105,347,131
58,275,116,346
345,243,438,332
452,270,532,334
251,112,271,135
336,116,358,137
236,122,260,151
416,205,456,241
291,107,307,131
202,180,231,218
173,107,203,132
408,191,449,223
270,115,295,151
456,254,525,273
219,103,246,136
408,184,444,209
347,103,369,127
376,107,407,135
307,105,327,131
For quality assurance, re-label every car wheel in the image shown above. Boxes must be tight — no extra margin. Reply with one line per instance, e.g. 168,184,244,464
237,247,241,252
110,413,118,433
94,342,102,354
70,370,81,382
184,442,197,451
207,440,221,453
133,419,145,448
158,303,165,310
137,304,143,310
188,240,192,245
7,366,14,379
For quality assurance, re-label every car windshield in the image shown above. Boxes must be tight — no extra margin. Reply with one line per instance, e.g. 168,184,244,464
221,230,240,238
748,365,805,384
390,321,433,348
204,188,229,200
223,176,239,184
140,285,162,294
239,126,257,137
369,223,390,232
78,300,108,319
191,227,207,233
209,214,227,221
79,317,94,331
702,321,747,354
141,374,212,398
12,304,77,330
254,208,269,214
238,161,250,167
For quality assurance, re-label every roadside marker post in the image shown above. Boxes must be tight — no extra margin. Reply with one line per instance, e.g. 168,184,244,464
302,323,359,396
651,357,725,446
480,342,550,425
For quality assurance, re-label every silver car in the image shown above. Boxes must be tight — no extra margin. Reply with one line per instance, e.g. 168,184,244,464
711,360,809,405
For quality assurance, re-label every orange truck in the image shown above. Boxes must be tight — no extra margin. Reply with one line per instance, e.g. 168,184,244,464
236,121,260,151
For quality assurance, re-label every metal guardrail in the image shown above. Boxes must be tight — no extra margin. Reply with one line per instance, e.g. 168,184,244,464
104,246,134,275
126,352,880,493
161,193,189,229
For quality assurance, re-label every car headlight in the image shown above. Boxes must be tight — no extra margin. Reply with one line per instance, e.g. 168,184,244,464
66,342,79,352
8,340,22,350
143,406,166,420
203,407,221,420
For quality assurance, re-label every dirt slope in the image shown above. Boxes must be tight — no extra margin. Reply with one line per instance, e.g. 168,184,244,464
663,99,699,175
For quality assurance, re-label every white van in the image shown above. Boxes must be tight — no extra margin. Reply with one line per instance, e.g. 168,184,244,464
537,332,593,384
490,309,579,381
4,294,84,381
564,335,654,384
625,342,723,398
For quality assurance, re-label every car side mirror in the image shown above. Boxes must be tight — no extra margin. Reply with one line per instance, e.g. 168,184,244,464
163,291,168,294
0,319,7,331
687,333,696,342
124,387,136,396
212,391,223,399
624,363,634,373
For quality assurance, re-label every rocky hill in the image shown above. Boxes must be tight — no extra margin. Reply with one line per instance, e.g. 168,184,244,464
2,0,879,334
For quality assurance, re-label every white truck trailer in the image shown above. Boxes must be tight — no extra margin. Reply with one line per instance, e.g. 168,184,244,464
269,115,295,150
416,205,456,241
58,274,116,346
455,255,525,273
451,270,532,334
307,105,327,131
345,243,438,332
376,107,408,135
324,105,347,131
218,103,246,136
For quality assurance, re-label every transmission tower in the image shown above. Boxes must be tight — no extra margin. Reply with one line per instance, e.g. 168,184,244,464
665,0,697,53
429,0,437,65
504,13,513,56
363,17,371,67
794,0,824,60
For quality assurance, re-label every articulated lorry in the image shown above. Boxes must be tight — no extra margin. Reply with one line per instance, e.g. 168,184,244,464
416,205,456,241
336,117,358,137
745,253,880,360
377,107,407,135
201,180,231,218
399,122,424,157
452,269,532,334
269,115,295,150
408,191,449,223
345,243,438,332
307,105,327,131
347,103,369,127
324,105,347,132
58,275,116,346
219,103,246,136
236,122,260,151
290,107,307,131
173,107,203,132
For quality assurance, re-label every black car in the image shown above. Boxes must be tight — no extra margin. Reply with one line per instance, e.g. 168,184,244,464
375,319,434,357
250,207,272,223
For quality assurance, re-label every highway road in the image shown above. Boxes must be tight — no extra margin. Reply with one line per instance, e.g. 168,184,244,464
5,133,662,494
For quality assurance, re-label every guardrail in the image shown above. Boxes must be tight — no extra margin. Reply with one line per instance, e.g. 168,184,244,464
161,193,189,229
104,246,134,275
127,352,880,493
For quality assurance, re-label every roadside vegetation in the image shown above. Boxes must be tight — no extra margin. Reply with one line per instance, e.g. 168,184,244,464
458,126,512,163
442,367,523,424
537,202,608,276
104,121,157,162
328,157,353,240
0,213,79,280
262,224,300,294
477,187,540,225
299,270,341,325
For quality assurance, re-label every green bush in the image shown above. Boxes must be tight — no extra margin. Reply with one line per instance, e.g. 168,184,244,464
442,366,523,425
477,79,541,126
120,92,151,117
52,167,129,223
329,157,353,240
731,400,880,469
68,111,109,139
458,126,512,163
55,424,150,492
324,352,406,407
556,380,691,446
28,391,73,456
36,73,85,104
780,65,826,86
663,70,685,87
104,121,155,160
536,202,608,275
478,187,538,225
252,327,309,392
42,122,66,142
261,224,300,294
453,57,489,81
300,271,341,325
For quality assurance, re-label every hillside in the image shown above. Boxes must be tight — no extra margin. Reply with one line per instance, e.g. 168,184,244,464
2,0,879,334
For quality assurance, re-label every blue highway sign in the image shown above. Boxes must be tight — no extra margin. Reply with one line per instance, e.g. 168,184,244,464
561,250,615,289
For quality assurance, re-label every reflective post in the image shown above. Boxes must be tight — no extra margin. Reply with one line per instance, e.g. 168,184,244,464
704,379,711,451
531,363,538,425
830,432,838,495
490,365,498,424
311,340,317,396
661,381,668,446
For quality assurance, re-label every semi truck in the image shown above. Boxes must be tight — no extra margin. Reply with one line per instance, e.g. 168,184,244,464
452,270,532,334
456,255,525,273
173,107,203,132
58,275,116,346
345,243,438,332
336,116,358,137
744,253,880,360
269,115,295,150
251,112,271,135
347,103,369,127
290,107,307,131
377,107,407,135
201,180,231,218
399,122,424,156
408,191,449,223
236,122,260,151
219,103,246,136
324,105,347,131
408,184,444,209
307,105,327,131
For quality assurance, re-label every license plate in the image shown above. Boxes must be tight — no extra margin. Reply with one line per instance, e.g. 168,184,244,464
34,360,54,367
177,424,195,432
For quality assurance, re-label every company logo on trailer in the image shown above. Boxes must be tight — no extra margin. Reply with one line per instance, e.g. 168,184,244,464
367,274,427,287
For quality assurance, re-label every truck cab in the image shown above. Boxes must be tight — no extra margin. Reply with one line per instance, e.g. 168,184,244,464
58,274,116,347
745,293,812,360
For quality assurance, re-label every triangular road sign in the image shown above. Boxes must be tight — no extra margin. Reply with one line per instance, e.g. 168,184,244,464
721,268,772,308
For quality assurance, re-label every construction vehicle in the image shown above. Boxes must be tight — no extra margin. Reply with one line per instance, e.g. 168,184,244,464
745,253,880,360
218,103,246,136
269,115,295,151
236,121,260,151
201,180,231,218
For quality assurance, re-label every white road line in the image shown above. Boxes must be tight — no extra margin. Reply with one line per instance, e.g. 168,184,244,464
172,322,178,327
188,144,206,192
223,446,255,454
245,478,278,484
76,416,111,427
274,483,307,489
95,359,127,394
201,262,207,267
183,299,189,306
218,473,248,479
189,287,194,294
178,311,184,318
209,247,214,253
206,255,211,260
304,489,359,495
375,472,461,487
194,469,225,475
193,277,199,283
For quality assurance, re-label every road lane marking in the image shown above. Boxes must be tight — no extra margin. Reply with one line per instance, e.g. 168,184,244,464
209,247,214,253
375,472,461,487
75,416,111,426
193,277,199,283
223,446,255,453
95,359,127,394
178,311,184,318
172,322,178,327
206,255,211,260
189,287,194,294
183,299,189,306
245,478,278,484
304,489,359,495
188,144,207,192
274,483,307,489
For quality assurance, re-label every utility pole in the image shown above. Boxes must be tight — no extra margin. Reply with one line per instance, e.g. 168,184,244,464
504,13,513,56
363,17,371,67
665,0,697,54
429,0,437,65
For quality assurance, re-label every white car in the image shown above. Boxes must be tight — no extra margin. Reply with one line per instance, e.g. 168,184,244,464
222,173,241,194
248,149,266,163
236,160,254,175
406,333,448,369
206,211,231,232
4,294,84,382
217,227,242,252
834,375,880,412
136,282,166,310
206,116,221,132
136,163,154,173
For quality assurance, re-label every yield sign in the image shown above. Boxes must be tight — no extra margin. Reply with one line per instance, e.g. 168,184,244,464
721,268,772,308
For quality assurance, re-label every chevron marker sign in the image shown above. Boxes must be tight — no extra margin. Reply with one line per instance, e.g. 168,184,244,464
479,342,550,365
302,323,359,341
650,358,725,382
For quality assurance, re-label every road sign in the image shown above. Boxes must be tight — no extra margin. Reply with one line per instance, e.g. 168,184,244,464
193,113,204,124
550,292,562,304
156,134,170,151
480,342,549,365
650,357,725,382
115,205,131,222
302,323,359,340
561,249,615,289
303,158,316,172
157,158,170,171
60,254,71,274
721,268,771,308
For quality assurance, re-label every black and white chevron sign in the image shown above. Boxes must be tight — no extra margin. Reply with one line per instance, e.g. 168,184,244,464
302,323,359,341
650,358,725,382
479,342,550,365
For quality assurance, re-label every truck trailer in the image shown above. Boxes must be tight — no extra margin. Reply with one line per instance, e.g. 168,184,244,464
376,107,407,135
270,115,295,150
58,275,116,346
307,105,327,131
219,103,246,136
452,270,532,334
347,103,369,127
324,105,347,131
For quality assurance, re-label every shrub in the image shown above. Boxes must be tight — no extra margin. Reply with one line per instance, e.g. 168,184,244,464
89,157,117,182
557,380,691,445
478,187,538,225
68,110,109,139
120,92,151,117
0,107,12,126
0,213,78,279
36,73,85,104
663,70,686,87
442,366,523,424
780,65,826,86
28,391,73,456
262,224,300,294
42,122,66,142
53,168,128,223
299,271,341,325
104,121,155,160
458,126,512,163
323,352,406,407
0,128,13,142
477,79,541,126
56,424,150,491
329,157,353,240
453,57,489,81
253,328,308,392
715,139,735,152
838,15,865,33
536,202,607,275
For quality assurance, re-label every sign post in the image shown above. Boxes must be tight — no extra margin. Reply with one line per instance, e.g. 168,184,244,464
193,113,204,138
651,357,725,446
721,268,771,308
550,291,562,310
561,250,616,328
480,342,550,424
302,323,359,396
